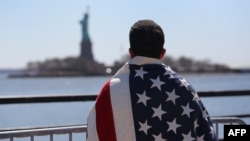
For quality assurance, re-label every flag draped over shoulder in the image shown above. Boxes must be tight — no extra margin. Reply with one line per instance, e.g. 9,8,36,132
87,56,217,141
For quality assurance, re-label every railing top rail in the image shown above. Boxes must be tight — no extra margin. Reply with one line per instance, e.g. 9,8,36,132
0,125,87,139
198,89,250,97
0,94,97,104
211,117,247,125
0,90,250,105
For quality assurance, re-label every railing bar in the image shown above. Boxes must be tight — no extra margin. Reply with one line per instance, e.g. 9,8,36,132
0,125,87,137
0,94,97,104
198,90,250,97
0,124,87,132
50,133,53,141
218,114,250,118
31,135,34,141
10,136,13,141
216,123,219,140
0,90,250,104
69,132,72,141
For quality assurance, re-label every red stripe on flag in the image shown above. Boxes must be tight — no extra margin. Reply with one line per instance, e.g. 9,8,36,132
96,80,117,141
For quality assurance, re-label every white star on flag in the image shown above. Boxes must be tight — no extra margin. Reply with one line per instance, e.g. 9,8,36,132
192,92,200,102
134,67,148,79
150,76,165,91
152,104,166,120
182,131,195,141
166,89,180,105
194,118,199,129
139,120,151,134
181,103,194,118
197,134,205,141
209,126,215,135
202,109,209,119
166,118,181,134
152,133,166,141
137,91,151,106
180,78,190,89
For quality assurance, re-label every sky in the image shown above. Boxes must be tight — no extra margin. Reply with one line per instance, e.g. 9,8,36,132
0,0,249,69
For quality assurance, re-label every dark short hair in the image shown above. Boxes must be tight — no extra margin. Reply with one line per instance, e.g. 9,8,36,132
129,20,165,58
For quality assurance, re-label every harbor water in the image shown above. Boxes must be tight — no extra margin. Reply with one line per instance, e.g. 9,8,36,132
0,73,250,140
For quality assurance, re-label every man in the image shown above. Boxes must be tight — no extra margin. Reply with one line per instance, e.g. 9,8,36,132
86,20,217,141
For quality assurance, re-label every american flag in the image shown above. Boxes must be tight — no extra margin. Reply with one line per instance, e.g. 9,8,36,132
87,56,217,141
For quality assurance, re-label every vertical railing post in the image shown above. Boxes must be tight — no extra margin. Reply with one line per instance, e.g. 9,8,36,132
69,132,72,141
50,133,53,141
31,135,34,141
215,123,219,140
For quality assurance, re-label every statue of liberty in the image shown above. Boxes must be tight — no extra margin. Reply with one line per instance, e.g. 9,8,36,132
79,7,94,61
80,7,90,41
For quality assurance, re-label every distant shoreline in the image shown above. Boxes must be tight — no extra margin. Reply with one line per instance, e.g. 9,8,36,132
1,67,250,79
6,69,250,78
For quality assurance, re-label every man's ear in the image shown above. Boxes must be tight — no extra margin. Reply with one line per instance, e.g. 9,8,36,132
159,48,166,59
129,48,135,58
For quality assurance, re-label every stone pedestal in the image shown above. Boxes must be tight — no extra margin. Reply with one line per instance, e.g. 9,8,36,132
80,39,94,61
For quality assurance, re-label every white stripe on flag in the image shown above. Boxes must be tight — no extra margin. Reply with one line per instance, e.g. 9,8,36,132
110,66,136,141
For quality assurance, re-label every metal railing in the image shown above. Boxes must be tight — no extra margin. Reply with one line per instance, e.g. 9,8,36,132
211,117,247,140
0,125,86,141
0,117,246,141
0,90,249,141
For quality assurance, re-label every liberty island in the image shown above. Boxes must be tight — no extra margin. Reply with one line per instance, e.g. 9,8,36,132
7,8,233,78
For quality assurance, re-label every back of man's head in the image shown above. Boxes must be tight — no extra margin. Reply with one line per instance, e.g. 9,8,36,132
129,20,165,58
